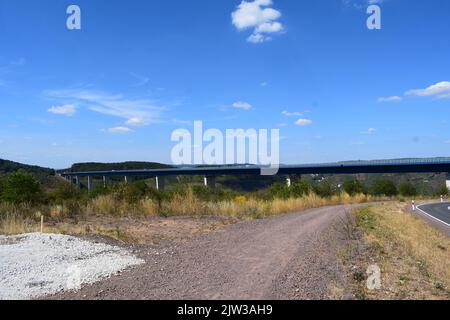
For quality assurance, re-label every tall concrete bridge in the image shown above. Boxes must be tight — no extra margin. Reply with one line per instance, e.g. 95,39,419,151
60,158,450,191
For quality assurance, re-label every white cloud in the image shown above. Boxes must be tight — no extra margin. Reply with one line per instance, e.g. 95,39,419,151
47,104,77,116
361,128,377,135
295,119,312,126
232,101,253,110
282,110,303,117
103,126,132,134
125,117,148,127
232,0,284,44
405,81,450,99
45,89,163,126
378,96,402,103
342,0,384,8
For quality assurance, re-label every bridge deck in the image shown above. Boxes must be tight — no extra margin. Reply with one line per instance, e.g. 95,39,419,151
61,158,450,178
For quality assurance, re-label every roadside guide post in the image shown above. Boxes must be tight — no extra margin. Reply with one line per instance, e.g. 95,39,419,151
411,200,416,211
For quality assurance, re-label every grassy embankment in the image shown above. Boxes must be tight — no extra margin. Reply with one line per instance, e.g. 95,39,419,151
345,203,449,300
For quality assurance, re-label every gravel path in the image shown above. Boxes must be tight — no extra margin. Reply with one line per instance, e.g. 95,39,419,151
51,205,356,300
0,233,144,300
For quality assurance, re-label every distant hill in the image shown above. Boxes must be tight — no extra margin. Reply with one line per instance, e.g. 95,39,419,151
0,159,57,188
65,161,174,173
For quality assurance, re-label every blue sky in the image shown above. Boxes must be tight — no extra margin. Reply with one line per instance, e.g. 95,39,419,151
0,0,450,168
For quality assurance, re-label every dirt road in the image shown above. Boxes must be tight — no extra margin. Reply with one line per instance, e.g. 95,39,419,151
52,205,356,300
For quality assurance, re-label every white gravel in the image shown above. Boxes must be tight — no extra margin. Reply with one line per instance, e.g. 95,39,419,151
0,233,144,300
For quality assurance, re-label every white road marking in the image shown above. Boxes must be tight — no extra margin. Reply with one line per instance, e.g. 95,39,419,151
416,204,450,228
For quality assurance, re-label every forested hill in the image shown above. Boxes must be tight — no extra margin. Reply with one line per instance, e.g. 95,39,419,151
0,158,56,188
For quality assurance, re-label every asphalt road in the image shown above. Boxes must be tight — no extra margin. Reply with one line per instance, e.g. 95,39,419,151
417,202,450,226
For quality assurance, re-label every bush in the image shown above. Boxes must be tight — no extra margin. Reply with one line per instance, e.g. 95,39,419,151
290,180,311,198
191,185,236,202
369,178,397,196
398,182,418,197
49,181,80,203
343,179,365,196
313,181,334,198
0,171,43,204
113,181,149,203
270,182,291,199
434,185,449,197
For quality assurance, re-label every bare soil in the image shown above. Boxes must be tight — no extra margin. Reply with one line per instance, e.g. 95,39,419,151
47,205,357,300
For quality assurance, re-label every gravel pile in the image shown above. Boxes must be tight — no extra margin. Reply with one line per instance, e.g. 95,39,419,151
0,233,144,300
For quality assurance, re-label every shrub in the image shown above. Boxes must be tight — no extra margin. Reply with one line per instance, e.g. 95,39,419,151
313,181,334,198
369,178,398,196
434,185,449,197
113,181,149,203
270,182,291,199
398,182,418,197
290,180,311,198
0,171,43,204
49,181,80,202
343,179,365,196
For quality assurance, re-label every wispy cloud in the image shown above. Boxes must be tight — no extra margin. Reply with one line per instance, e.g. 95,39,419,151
103,126,133,134
360,128,377,135
45,89,164,127
295,119,312,126
378,96,402,103
282,110,304,117
232,101,253,110
47,104,77,117
342,0,384,9
231,0,284,44
405,81,450,99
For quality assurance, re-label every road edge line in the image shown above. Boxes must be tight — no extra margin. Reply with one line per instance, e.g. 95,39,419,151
416,204,450,228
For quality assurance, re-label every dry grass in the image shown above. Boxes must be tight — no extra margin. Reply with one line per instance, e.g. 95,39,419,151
352,203,450,300
0,192,385,236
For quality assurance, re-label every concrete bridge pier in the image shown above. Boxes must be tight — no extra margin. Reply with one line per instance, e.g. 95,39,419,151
75,176,81,189
87,176,93,192
286,176,292,188
204,176,216,189
124,176,133,184
286,174,302,187
103,176,109,188
155,176,165,191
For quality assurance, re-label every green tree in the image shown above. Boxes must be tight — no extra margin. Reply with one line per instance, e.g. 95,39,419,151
1,171,43,204
313,181,334,198
343,179,365,196
435,185,449,197
290,180,311,198
370,178,398,196
49,181,80,202
270,182,291,199
398,182,418,197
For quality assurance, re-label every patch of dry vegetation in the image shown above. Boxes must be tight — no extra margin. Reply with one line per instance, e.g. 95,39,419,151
0,192,384,237
347,203,450,300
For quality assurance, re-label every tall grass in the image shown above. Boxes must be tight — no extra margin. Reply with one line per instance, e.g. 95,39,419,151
356,204,450,293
